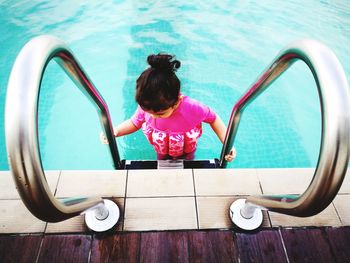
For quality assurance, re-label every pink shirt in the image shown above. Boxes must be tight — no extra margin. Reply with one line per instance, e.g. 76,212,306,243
131,95,216,157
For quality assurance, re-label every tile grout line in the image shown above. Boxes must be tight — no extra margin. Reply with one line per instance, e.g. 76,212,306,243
255,169,264,195
123,195,201,199
256,169,274,227
43,223,49,235
331,200,343,226
191,169,200,230
266,211,273,228
0,198,23,200
53,170,62,197
43,170,62,234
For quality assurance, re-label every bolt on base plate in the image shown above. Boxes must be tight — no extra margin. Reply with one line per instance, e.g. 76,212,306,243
229,199,263,230
85,199,120,232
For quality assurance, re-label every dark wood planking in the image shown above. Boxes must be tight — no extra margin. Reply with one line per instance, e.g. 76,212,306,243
37,234,91,263
91,232,140,263
3,227,350,263
0,234,42,263
188,230,238,263
325,227,350,263
140,231,189,263
281,228,335,263
235,229,288,263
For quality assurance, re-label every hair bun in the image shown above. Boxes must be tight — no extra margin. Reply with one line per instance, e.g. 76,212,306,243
147,53,181,72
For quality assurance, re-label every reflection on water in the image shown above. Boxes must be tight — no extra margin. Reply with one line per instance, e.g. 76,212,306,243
1,0,349,169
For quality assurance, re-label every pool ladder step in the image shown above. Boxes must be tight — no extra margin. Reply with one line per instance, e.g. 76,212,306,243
157,160,184,169
125,159,219,169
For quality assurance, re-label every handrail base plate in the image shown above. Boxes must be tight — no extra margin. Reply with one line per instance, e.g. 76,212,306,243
229,199,263,231
85,199,120,232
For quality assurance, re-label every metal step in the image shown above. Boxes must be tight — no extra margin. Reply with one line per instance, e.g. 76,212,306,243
157,160,184,169
124,159,219,170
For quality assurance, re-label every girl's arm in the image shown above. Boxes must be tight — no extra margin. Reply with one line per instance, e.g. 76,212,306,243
100,119,139,144
113,119,139,137
210,115,226,143
210,115,236,162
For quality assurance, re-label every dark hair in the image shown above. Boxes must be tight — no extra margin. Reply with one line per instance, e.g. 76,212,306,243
135,53,181,112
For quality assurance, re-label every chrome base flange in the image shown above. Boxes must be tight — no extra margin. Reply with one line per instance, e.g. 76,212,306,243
85,199,119,232
229,199,263,230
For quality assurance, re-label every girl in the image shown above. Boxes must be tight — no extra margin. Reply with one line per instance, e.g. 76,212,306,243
101,54,236,162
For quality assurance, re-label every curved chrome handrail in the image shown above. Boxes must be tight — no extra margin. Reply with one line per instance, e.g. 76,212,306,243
220,39,350,217
5,35,122,222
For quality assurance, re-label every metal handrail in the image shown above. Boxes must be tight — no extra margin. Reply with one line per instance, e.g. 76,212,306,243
5,35,122,222
220,39,350,217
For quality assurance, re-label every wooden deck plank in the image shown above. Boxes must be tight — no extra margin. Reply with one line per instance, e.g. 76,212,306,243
2,227,350,262
0,234,42,263
325,227,350,263
235,230,287,263
140,231,189,263
188,231,238,263
37,234,91,263
90,232,140,263
280,228,335,263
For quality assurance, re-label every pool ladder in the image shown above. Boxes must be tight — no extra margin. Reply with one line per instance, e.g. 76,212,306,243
5,36,350,231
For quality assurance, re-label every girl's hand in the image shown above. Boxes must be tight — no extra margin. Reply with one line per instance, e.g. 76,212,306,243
100,127,118,144
100,132,109,144
224,147,236,162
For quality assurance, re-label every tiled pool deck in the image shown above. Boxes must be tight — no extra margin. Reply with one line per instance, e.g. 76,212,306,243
0,168,349,233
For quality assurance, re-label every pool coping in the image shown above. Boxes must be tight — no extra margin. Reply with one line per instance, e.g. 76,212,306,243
0,167,349,233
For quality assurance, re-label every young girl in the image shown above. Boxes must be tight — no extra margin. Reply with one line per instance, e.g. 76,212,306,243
101,54,236,162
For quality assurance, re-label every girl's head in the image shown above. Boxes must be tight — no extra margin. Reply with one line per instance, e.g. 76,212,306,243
136,53,181,115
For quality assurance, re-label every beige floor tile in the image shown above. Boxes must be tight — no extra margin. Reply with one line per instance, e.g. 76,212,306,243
0,171,20,199
46,214,88,233
56,170,126,198
269,203,341,227
333,194,350,225
0,200,46,233
194,169,261,196
45,171,61,195
0,170,60,199
127,169,194,197
197,196,270,229
124,197,197,231
257,168,314,195
339,169,350,194
46,198,124,233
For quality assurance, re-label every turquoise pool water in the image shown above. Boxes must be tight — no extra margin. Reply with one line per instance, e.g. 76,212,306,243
1,1,350,170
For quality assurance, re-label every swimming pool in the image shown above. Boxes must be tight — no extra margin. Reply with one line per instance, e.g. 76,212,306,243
1,1,349,170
